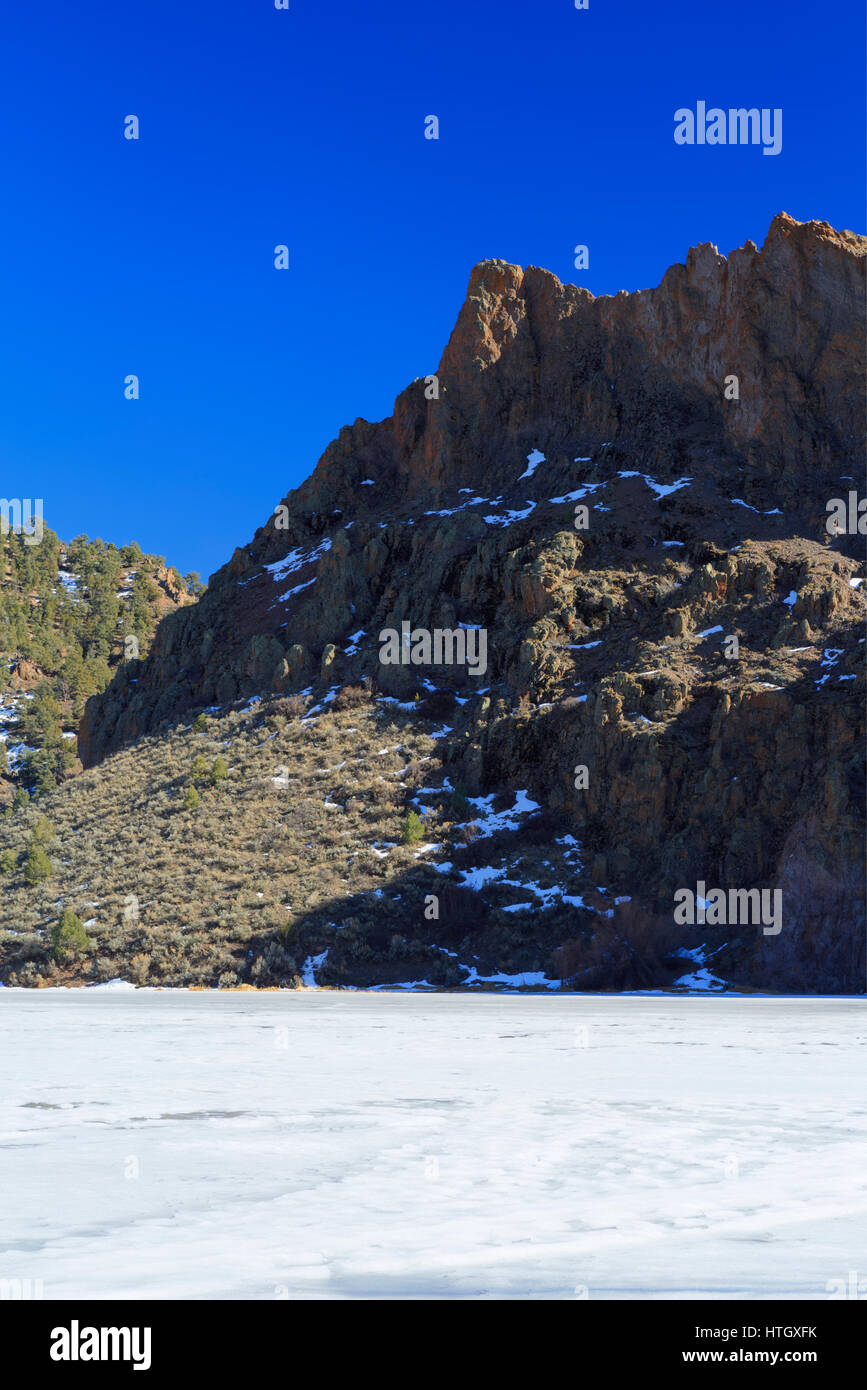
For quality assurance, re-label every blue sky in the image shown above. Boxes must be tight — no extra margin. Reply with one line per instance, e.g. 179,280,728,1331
0,0,863,580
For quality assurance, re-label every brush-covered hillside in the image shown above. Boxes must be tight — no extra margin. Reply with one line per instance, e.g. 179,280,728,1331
0,685,767,993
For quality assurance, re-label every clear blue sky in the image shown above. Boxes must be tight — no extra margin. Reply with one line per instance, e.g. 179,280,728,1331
0,0,863,580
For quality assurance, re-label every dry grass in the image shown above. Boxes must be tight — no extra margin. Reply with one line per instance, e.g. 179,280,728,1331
1,693,585,988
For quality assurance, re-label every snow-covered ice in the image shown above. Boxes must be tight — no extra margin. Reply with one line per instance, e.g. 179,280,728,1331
0,992,863,1300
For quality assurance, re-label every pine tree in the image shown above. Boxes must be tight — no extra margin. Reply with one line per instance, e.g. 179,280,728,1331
400,810,425,845
23,843,53,884
209,755,228,785
183,785,200,811
31,814,54,845
51,906,91,960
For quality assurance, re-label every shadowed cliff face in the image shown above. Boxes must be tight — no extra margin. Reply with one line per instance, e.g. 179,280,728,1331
75,213,866,976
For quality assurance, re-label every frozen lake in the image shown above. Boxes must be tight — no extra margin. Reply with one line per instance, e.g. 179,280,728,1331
0,989,864,1300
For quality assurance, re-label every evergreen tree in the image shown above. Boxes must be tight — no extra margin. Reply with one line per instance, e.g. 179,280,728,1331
23,842,53,884
400,810,425,845
31,814,55,845
209,755,228,785
51,906,91,960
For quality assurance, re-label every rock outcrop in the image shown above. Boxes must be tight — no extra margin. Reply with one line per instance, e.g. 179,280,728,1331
76,213,866,988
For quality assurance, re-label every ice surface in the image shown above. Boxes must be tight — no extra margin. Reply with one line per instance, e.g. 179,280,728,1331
0,993,864,1300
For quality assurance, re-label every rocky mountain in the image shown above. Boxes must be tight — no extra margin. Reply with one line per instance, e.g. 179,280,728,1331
2,212,863,993
81,213,864,749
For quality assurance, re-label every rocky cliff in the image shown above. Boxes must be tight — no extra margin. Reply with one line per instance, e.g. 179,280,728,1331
71,212,866,990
